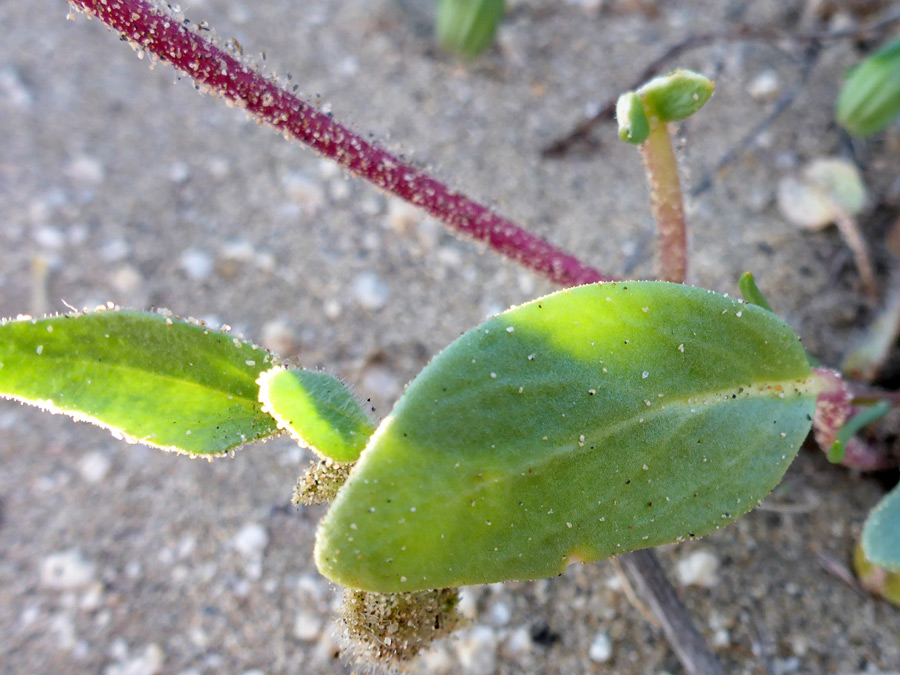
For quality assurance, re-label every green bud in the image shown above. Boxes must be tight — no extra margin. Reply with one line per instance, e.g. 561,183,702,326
637,69,715,122
616,91,650,144
436,0,505,59
836,36,900,137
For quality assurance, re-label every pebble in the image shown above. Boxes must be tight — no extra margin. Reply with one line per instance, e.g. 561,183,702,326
100,238,131,262
282,171,325,213
168,161,190,183
454,625,498,675
34,225,65,250
487,600,511,626
180,249,213,281
65,155,106,186
105,643,165,675
40,550,96,590
387,197,421,234
457,586,480,618
77,451,111,484
323,298,342,320
505,626,532,655
110,265,145,296
419,645,455,673
675,549,720,588
260,319,296,355
206,156,230,178
360,365,401,400
232,523,268,559
588,631,613,663
293,611,322,641
351,272,389,310
747,70,781,102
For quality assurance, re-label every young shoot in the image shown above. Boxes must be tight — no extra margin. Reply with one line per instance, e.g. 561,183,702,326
616,69,715,284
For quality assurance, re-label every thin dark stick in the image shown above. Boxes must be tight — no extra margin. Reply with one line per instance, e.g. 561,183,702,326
542,8,900,158
619,550,724,675
690,44,821,197
66,0,611,287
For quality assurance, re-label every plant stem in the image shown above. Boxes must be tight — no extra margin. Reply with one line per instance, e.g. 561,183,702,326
66,0,611,288
640,118,687,283
619,550,724,675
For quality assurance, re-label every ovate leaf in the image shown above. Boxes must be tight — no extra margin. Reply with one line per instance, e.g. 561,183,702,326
258,367,374,462
862,482,900,571
0,309,278,455
316,282,820,592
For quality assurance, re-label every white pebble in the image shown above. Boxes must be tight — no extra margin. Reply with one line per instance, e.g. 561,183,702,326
260,319,296,355
110,265,144,295
282,171,324,213
351,272,389,310
34,226,65,250
41,550,96,590
105,643,165,675
232,523,268,559
50,613,77,650
675,549,720,588
487,600,511,625
457,586,480,618
323,299,342,320
65,155,105,186
747,70,781,102
588,631,613,662
505,626,532,655
455,626,498,675
293,612,322,641
206,156,230,178
100,238,131,262
180,249,213,281
387,197,421,233
77,452,111,484
168,162,190,183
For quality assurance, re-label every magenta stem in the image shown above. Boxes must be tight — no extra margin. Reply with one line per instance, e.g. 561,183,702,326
67,0,611,287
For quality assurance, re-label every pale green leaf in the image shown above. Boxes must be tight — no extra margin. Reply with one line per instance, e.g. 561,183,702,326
258,367,374,463
0,309,278,456
315,282,820,592
862,482,900,571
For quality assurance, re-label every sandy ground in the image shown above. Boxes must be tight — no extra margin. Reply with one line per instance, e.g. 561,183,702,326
2,0,900,673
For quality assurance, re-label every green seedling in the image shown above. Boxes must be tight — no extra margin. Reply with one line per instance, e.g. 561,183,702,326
837,36,900,137
9,1,900,670
436,0,505,58
738,272,774,313
616,69,715,283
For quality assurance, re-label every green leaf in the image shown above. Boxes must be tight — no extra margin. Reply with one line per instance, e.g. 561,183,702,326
826,401,891,464
837,36,900,137
862,482,900,571
637,69,715,123
316,282,819,592
258,367,374,463
738,272,774,313
436,0,505,59
616,91,650,145
0,309,278,456
854,540,900,606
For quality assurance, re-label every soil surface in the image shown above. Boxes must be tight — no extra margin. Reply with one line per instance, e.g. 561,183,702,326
2,1,900,673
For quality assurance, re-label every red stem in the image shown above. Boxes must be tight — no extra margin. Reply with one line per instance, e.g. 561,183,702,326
66,0,611,287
